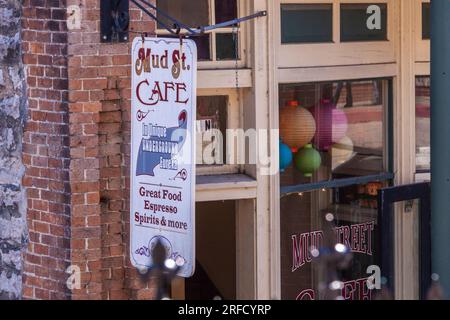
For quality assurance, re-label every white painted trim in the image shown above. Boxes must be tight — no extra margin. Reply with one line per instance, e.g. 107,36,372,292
198,69,252,89
414,0,430,64
277,0,396,68
196,174,257,202
278,63,397,84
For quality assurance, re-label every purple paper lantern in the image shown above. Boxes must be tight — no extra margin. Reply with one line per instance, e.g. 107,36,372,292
310,99,348,151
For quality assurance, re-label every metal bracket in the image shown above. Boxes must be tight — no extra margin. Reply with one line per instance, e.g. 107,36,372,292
131,0,267,37
101,0,130,43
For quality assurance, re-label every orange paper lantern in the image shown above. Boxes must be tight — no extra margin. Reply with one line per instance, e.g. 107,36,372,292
280,100,316,149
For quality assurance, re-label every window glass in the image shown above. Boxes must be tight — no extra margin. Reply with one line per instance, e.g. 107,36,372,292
279,79,389,300
279,80,385,186
281,187,381,300
415,76,430,171
156,0,209,29
281,4,333,44
196,96,228,166
157,0,240,63
340,4,388,42
215,0,238,24
422,3,430,40
193,35,212,61
216,33,238,60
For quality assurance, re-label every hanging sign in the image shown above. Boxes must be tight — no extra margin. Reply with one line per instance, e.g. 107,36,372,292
130,37,197,277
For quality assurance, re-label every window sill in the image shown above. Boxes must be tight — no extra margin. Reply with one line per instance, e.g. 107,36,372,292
196,174,257,202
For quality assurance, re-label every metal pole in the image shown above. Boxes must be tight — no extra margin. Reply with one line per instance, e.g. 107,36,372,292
431,0,450,299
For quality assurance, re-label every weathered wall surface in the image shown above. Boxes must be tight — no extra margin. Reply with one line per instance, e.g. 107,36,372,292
66,0,155,300
19,0,157,299
21,0,71,300
0,0,28,300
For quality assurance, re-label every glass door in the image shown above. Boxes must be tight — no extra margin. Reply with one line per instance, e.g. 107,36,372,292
378,182,431,299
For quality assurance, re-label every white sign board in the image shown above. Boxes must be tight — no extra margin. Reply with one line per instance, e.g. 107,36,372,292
130,37,197,277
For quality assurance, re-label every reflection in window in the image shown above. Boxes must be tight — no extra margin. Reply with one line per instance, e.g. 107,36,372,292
215,0,238,24
279,79,388,300
279,80,385,187
340,4,388,42
281,187,380,300
156,0,209,29
216,33,239,60
196,96,228,166
415,76,430,171
281,4,333,43
157,0,238,61
422,3,430,40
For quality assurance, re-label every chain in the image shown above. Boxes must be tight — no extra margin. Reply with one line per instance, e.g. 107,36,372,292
232,25,239,90
232,24,240,172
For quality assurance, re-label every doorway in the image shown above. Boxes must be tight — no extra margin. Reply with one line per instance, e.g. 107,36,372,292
378,182,431,299
185,201,237,300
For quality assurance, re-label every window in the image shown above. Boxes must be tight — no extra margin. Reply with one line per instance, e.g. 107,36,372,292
279,79,391,300
415,76,430,172
340,4,387,42
281,4,333,44
196,96,228,166
196,90,240,175
422,3,430,40
279,80,387,184
156,0,239,62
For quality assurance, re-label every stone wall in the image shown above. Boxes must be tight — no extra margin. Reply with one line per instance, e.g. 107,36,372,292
0,0,28,300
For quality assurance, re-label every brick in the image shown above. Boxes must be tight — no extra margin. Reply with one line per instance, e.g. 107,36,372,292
21,1,158,300
83,79,107,90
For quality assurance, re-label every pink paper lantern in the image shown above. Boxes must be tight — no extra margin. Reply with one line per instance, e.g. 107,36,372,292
310,99,348,151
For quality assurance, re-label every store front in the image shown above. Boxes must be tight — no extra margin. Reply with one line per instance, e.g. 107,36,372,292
181,0,432,301
139,0,433,301
271,0,432,300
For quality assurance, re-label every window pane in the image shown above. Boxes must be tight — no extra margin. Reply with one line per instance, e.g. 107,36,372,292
165,34,211,60
216,33,238,60
156,0,209,29
281,187,381,300
279,79,386,187
215,0,237,24
415,76,430,171
196,96,228,166
422,3,430,40
193,35,211,61
279,79,389,300
281,4,333,44
340,4,387,42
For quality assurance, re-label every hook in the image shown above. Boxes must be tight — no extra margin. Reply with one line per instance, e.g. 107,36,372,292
179,33,184,47
141,32,146,47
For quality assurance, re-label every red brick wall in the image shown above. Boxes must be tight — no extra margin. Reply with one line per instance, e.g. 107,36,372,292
22,0,157,299
22,0,71,300
66,0,155,300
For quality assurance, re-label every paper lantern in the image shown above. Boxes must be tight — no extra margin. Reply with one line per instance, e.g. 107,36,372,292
280,100,316,150
311,99,348,151
331,136,354,170
294,144,322,177
279,140,293,172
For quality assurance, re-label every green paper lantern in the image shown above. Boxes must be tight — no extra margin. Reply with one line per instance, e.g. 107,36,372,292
294,144,322,177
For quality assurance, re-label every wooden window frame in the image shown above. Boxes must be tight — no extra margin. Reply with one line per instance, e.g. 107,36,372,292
156,0,247,70
276,0,396,68
196,88,242,176
414,0,430,65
